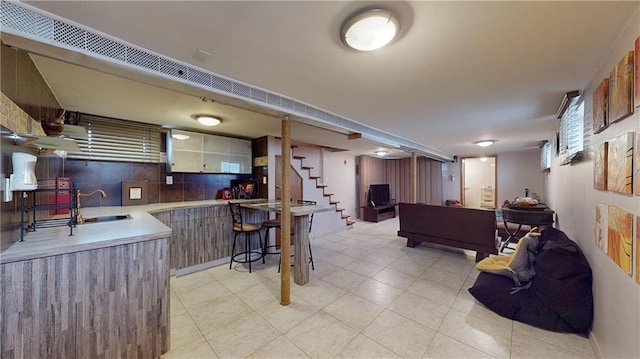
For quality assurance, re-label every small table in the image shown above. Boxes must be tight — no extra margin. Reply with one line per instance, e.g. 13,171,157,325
241,200,334,285
500,205,555,252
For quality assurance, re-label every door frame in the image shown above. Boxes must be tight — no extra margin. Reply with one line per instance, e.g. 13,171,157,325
460,155,497,208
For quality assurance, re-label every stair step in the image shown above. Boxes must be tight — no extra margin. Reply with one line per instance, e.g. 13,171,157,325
323,193,333,197
330,201,339,205
341,215,350,219
346,220,356,226
293,156,306,160
302,166,313,170
316,185,327,188
309,176,321,179
336,208,345,212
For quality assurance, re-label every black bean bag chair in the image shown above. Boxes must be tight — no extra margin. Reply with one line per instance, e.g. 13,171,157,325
468,227,593,334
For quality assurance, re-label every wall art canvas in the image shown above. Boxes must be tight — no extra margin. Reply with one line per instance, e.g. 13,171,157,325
608,51,634,123
593,142,608,190
607,132,634,194
592,78,609,134
607,205,632,275
635,37,640,108
595,203,608,253
636,217,640,285
636,131,640,196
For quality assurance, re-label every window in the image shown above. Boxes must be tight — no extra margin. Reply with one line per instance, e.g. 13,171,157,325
540,141,551,171
558,98,584,165
66,114,162,163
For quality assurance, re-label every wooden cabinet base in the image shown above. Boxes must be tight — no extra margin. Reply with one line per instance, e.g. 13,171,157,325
362,204,397,222
0,237,170,358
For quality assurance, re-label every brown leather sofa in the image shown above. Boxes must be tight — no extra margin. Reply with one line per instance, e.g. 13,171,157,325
397,203,499,261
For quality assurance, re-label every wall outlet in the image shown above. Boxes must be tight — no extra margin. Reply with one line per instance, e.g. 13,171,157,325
166,175,173,185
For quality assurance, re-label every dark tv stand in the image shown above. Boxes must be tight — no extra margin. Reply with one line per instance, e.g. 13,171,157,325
363,203,397,222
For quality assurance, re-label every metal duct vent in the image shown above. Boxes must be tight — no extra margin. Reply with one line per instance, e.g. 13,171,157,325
0,1,453,162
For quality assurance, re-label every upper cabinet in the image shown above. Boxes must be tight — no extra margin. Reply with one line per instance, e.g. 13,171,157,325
167,130,252,174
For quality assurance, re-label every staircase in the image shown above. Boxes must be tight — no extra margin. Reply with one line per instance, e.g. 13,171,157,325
291,151,355,228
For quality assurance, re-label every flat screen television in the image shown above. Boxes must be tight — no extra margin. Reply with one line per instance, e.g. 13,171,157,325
368,184,391,207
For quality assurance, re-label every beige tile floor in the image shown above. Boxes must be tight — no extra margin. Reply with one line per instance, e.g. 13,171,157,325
162,218,595,359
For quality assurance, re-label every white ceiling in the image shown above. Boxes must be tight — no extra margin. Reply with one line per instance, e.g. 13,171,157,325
15,1,639,159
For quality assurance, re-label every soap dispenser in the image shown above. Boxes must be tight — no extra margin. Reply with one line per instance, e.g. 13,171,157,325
10,152,38,191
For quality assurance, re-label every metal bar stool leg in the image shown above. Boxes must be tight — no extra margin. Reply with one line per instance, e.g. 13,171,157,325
230,232,239,269
245,232,252,273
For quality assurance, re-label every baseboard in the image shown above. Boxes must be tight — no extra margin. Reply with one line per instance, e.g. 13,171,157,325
173,257,230,277
589,331,603,359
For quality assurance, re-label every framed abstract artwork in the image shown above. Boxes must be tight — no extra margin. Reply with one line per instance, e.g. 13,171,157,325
607,205,632,275
636,37,640,108
607,132,634,194
636,131,640,196
592,78,608,134
594,203,608,253
637,217,640,285
608,51,634,124
593,142,608,190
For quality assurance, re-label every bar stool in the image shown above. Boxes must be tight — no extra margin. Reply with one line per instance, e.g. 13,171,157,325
278,200,316,272
228,202,264,273
261,216,282,256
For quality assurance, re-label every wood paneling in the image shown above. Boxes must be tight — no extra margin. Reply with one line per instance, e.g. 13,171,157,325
0,237,170,358
153,205,266,271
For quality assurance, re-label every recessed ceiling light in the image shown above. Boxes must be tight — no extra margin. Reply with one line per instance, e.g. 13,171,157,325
341,9,400,51
479,157,488,162
195,115,222,127
374,150,388,156
474,140,495,147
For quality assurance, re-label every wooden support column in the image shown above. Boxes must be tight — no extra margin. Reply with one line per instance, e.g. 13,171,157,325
280,116,292,306
411,152,417,203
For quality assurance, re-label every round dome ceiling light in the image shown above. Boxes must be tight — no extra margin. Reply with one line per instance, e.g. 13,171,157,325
341,9,400,51
171,133,190,140
474,140,495,147
195,115,222,127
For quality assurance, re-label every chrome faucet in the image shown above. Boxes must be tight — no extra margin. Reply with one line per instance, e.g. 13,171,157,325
76,189,107,224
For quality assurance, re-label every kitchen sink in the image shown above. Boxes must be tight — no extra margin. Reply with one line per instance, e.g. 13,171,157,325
82,214,132,224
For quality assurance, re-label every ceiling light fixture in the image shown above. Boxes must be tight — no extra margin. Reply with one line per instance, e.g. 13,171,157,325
195,115,221,127
341,9,400,51
474,140,495,147
374,150,388,156
171,133,190,140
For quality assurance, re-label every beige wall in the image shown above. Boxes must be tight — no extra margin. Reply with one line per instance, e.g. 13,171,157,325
546,6,640,358
497,150,545,204
441,150,544,207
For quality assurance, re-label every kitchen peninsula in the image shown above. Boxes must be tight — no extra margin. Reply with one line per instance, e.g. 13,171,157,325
0,199,264,359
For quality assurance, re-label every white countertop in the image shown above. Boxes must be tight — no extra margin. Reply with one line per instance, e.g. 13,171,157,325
0,199,257,264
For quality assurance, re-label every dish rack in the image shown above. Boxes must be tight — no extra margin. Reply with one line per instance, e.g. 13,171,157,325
20,178,77,241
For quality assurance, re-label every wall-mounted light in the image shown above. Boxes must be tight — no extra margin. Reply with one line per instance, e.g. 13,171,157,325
374,150,388,156
341,9,400,51
194,115,222,127
474,140,495,147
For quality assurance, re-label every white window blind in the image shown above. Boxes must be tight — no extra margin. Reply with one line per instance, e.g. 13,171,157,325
540,141,551,171
559,99,584,165
67,114,162,163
